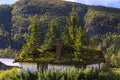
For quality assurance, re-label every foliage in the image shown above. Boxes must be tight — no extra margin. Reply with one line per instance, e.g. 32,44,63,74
0,47,19,58
62,7,89,61
43,19,59,50
19,15,41,59
0,68,21,80
91,33,120,67
84,8,120,36
0,5,12,49
1,68,120,80
100,33,120,67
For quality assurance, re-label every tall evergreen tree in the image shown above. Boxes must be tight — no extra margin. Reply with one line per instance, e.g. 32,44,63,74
62,7,88,60
19,15,41,59
63,7,80,48
43,20,58,50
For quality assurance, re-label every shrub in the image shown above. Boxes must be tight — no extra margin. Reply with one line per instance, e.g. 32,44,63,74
1,68,120,80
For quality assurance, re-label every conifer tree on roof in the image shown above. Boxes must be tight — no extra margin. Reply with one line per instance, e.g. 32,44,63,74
19,15,41,59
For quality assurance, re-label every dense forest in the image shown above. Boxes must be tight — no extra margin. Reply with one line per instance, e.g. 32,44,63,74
0,0,120,66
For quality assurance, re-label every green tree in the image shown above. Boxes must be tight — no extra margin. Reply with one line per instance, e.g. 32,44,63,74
19,15,41,59
100,33,120,67
63,7,80,48
110,54,120,67
62,7,88,60
43,20,58,50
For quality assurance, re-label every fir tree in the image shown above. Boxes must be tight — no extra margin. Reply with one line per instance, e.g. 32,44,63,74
63,7,80,48
62,7,88,60
43,20,58,50
19,15,41,59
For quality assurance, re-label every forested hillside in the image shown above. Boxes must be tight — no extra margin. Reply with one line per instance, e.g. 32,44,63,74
0,0,120,59
0,5,12,49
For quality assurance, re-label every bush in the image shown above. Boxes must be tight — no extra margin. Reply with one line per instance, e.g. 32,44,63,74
1,68,120,80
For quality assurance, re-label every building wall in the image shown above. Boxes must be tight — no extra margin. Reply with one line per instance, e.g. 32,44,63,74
20,63,75,72
20,63,103,73
0,62,15,70
48,64,75,70
20,63,49,72
20,63,38,73
0,62,7,70
86,63,102,69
